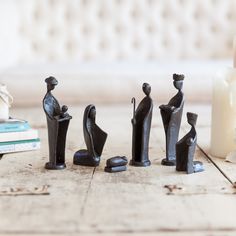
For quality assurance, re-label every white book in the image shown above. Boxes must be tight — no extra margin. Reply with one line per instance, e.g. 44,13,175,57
0,129,38,142
0,139,40,154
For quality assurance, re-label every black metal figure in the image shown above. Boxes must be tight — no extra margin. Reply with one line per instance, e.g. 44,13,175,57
43,76,72,170
159,74,184,166
176,112,204,174
105,156,128,173
73,104,107,167
130,83,153,167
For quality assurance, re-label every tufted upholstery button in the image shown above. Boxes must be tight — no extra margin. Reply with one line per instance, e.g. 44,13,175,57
147,0,156,6
116,0,122,5
227,12,233,20
48,28,56,37
115,24,124,34
82,26,91,35
133,39,141,49
98,9,106,19
131,9,140,19
162,39,168,48
32,42,40,52
161,10,168,19
178,0,186,5
65,9,76,22
195,40,202,49
49,0,57,6
34,9,41,21
146,24,155,33
193,11,200,20
178,25,186,34
99,40,107,50
210,24,218,33
66,40,75,51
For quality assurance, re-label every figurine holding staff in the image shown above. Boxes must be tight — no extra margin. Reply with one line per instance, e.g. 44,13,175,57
130,83,153,167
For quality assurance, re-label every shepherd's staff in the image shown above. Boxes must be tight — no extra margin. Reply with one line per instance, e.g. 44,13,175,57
131,97,136,123
131,97,136,160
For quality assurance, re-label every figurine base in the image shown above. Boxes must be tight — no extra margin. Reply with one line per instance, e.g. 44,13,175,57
73,149,100,167
45,162,66,170
177,161,204,174
104,166,127,173
192,161,204,174
161,158,176,166
129,160,151,167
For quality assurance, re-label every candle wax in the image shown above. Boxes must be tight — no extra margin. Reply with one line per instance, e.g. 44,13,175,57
210,68,236,158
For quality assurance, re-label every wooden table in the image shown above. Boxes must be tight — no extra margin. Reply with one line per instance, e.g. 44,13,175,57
0,104,235,236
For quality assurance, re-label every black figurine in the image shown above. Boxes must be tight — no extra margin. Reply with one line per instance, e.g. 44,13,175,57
73,104,107,167
176,112,204,174
43,76,72,170
159,74,184,166
105,156,128,173
130,83,153,167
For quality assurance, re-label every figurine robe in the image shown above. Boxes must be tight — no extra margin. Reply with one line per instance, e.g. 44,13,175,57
176,112,204,174
43,76,72,170
160,74,184,166
130,83,153,167
73,104,107,167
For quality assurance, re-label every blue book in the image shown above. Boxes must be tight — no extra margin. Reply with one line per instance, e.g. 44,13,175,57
0,119,31,133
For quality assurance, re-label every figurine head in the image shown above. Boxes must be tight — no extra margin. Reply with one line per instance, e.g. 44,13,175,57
187,112,198,127
173,74,184,91
45,76,58,92
88,105,96,121
61,105,68,113
142,83,151,96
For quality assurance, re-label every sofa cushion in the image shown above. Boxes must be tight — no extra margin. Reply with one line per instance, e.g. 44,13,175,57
0,60,230,106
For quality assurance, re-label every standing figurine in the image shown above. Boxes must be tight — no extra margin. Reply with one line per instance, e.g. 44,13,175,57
43,76,72,170
176,112,204,174
159,74,184,166
73,104,107,167
130,83,153,167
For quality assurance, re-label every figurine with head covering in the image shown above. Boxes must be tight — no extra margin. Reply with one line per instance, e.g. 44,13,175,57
43,76,72,170
73,104,107,167
159,74,184,166
176,112,204,174
130,83,153,167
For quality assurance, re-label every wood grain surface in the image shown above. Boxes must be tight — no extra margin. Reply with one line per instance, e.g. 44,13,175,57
0,104,235,236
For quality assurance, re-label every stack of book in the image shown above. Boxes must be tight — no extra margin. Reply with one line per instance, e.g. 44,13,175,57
0,118,40,155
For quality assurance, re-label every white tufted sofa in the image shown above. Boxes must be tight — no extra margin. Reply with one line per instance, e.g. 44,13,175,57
0,0,235,105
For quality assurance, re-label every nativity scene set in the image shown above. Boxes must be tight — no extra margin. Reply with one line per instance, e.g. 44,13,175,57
42,74,204,174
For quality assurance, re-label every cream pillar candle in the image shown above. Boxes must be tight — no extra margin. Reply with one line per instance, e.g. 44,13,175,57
211,37,236,158
210,69,236,158
0,84,13,120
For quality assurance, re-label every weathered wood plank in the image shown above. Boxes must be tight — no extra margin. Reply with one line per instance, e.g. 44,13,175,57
1,232,236,236
0,106,93,233
79,106,236,234
0,105,235,235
